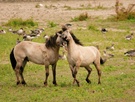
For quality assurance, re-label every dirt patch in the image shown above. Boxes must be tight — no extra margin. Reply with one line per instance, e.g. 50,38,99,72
0,0,134,27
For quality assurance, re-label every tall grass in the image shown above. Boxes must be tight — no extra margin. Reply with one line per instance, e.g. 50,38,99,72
5,18,38,27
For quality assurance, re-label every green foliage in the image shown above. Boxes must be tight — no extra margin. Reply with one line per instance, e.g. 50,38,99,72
88,25,99,31
5,18,38,27
47,21,57,28
115,12,135,21
71,12,90,22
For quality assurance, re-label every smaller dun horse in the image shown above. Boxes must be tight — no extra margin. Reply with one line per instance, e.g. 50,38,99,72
57,30,105,87
10,33,62,86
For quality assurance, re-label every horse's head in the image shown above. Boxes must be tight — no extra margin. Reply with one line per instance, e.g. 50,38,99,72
57,30,83,46
62,30,72,41
56,32,67,47
62,30,83,46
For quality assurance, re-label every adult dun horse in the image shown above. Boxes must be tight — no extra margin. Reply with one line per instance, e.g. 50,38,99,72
57,30,105,87
10,33,63,86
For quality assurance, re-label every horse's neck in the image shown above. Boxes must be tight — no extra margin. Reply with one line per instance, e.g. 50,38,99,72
53,46,60,55
67,38,77,54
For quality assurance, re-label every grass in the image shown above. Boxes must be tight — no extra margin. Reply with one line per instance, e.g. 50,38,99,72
4,18,38,27
0,17,135,102
64,3,108,10
47,21,58,28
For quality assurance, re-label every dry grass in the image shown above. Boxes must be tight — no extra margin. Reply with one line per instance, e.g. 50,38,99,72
115,0,135,21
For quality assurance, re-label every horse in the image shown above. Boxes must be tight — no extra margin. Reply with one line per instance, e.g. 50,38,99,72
10,33,63,86
57,30,106,87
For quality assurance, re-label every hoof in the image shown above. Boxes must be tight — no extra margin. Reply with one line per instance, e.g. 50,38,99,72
21,81,27,85
53,81,57,86
16,81,20,85
44,82,48,86
86,79,91,84
76,80,80,87
77,82,80,87
98,82,101,84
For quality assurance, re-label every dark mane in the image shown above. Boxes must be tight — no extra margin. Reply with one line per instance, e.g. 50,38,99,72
70,32,83,46
45,34,58,48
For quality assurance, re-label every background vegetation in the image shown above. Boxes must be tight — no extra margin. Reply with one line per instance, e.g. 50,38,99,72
0,1,135,102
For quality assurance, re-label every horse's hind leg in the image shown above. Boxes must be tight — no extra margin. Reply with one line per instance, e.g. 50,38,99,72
14,63,22,85
19,60,27,85
93,62,101,84
85,66,92,84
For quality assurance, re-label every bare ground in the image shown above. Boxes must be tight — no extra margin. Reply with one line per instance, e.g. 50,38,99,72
0,0,134,27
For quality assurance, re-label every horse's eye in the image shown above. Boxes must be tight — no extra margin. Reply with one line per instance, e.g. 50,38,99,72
64,36,67,40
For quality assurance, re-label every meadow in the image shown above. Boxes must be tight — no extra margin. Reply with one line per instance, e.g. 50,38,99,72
0,1,135,102
0,18,135,102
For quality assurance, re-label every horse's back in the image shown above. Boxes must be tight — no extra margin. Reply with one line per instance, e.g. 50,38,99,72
14,41,45,56
68,45,100,67
14,41,46,64
79,46,100,58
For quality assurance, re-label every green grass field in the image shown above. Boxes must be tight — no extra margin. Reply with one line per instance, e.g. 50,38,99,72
0,18,135,102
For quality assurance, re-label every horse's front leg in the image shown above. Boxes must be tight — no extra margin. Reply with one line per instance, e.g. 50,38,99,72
85,66,92,84
44,65,49,86
73,59,82,87
52,63,57,86
73,66,80,87
69,65,75,84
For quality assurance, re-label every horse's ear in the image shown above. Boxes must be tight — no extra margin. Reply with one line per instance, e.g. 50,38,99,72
56,33,61,36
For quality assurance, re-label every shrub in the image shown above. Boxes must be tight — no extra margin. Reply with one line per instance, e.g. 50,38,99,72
47,21,57,28
5,18,38,27
115,0,135,21
71,12,90,22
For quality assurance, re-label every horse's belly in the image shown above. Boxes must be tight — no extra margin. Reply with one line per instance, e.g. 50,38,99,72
29,57,45,65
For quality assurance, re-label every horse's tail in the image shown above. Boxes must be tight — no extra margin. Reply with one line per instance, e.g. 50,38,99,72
100,57,106,65
10,48,16,70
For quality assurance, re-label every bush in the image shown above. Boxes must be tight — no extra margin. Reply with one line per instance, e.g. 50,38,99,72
71,12,90,22
115,0,135,21
5,18,38,27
